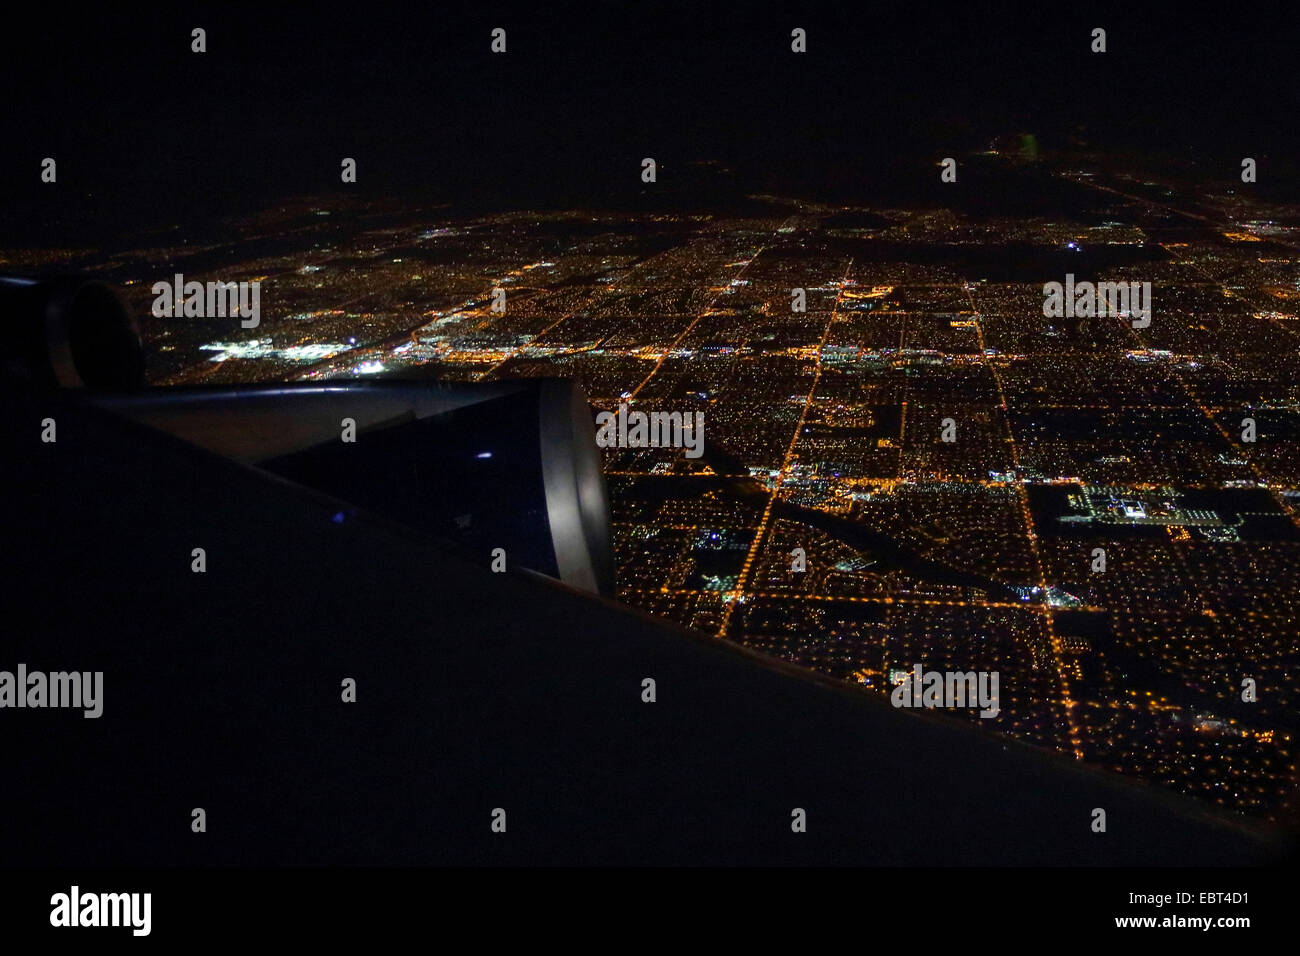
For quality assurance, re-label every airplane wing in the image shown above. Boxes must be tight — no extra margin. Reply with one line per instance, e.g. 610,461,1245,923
0,277,1287,865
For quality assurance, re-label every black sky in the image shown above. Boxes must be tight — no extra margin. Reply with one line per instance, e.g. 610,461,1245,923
3,2,1298,241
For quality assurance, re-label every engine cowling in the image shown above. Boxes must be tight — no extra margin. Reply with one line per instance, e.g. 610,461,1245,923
0,276,144,390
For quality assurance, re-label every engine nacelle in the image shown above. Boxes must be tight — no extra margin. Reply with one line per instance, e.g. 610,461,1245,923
0,276,144,390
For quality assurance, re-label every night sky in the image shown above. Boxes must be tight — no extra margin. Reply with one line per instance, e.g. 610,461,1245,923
3,3,1299,244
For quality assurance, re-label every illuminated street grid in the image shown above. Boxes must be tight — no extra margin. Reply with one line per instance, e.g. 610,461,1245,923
8,164,1300,821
